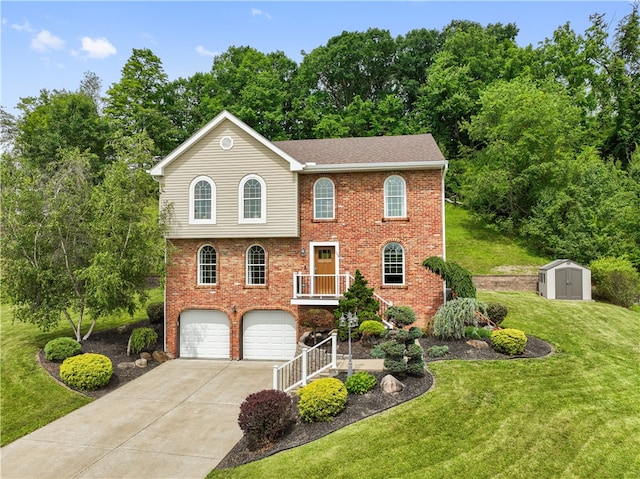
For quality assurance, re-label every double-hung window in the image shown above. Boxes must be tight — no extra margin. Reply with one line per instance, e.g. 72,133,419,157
189,176,216,224
198,245,217,285
383,242,405,285
246,245,266,285
314,178,335,220
239,174,266,223
384,175,406,218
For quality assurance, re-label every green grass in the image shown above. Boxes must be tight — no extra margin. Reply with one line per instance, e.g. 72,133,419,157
209,292,640,479
0,289,162,446
445,203,550,274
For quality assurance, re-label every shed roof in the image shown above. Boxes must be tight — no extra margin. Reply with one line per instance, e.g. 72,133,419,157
539,259,589,271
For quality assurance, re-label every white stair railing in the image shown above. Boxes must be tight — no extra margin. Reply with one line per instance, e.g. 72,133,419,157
273,333,337,392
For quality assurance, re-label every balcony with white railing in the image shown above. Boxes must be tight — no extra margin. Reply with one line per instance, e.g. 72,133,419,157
290,272,393,318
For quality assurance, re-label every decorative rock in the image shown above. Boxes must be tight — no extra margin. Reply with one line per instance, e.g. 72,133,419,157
140,352,152,360
152,350,168,363
117,326,127,334
117,362,136,369
165,351,176,360
466,339,490,349
135,358,148,368
380,374,405,393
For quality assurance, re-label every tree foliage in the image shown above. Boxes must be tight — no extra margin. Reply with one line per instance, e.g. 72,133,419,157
423,257,476,298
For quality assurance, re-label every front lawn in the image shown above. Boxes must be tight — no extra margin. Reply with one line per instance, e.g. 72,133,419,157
0,289,162,446
208,292,640,479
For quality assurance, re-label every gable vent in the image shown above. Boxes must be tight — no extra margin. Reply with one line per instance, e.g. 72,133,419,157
220,136,234,150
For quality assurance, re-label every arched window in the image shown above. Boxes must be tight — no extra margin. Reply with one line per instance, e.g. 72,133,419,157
314,178,335,220
198,245,217,285
384,175,406,218
246,245,266,285
189,176,216,224
383,242,405,285
239,174,266,223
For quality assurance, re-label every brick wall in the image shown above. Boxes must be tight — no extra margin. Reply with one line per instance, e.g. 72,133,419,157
165,169,445,359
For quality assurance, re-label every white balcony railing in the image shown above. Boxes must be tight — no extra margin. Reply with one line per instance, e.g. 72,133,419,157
292,272,351,299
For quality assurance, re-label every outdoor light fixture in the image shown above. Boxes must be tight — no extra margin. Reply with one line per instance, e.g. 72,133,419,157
232,305,237,314
338,311,359,377
300,247,306,257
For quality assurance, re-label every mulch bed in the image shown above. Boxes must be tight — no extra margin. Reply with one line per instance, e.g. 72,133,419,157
38,323,553,469
38,319,164,399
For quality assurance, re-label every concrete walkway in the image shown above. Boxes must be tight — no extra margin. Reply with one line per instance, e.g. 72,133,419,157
1,360,276,479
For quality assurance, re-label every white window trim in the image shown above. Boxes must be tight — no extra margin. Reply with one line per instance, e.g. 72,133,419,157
197,244,217,286
382,242,405,285
313,177,335,220
246,244,266,286
189,176,216,224
384,175,407,218
238,174,267,224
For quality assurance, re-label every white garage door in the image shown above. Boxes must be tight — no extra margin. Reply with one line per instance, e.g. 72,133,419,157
243,311,297,360
180,310,230,359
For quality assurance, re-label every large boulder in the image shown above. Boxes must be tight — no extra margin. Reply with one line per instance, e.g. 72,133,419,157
380,374,405,393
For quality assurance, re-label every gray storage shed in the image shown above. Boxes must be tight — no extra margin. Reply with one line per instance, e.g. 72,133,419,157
538,259,591,300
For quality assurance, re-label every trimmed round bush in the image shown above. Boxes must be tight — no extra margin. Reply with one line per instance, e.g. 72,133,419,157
297,377,347,423
383,357,407,374
60,353,113,390
146,302,164,324
359,320,386,337
238,389,295,450
381,340,406,357
407,326,423,340
486,303,508,325
405,343,424,359
406,357,426,376
427,345,449,358
345,371,377,394
44,337,82,362
127,327,158,355
491,328,527,355
384,305,416,328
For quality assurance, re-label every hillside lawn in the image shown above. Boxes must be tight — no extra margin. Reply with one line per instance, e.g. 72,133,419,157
209,292,640,479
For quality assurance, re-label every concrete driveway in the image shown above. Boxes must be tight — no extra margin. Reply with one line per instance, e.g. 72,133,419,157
1,360,276,479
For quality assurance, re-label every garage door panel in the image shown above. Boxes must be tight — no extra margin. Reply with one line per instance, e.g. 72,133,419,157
180,310,229,359
243,311,296,360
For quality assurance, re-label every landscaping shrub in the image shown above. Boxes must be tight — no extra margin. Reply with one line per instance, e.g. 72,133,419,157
297,377,347,423
127,327,158,355
406,357,426,375
486,303,508,325
432,298,487,339
301,308,336,344
238,389,295,450
379,328,425,377
384,306,416,328
359,320,386,336
44,337,81,362
427,345,449,358
491,328,527,355
590,257,640,308
423,256,476,298
464,326,492,339
60,353,113,390
369,344,386,359
335,270,380,341
146,302,164,325
345,371,377,395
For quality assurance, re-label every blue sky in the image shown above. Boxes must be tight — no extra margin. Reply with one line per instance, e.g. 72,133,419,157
1,1,633,115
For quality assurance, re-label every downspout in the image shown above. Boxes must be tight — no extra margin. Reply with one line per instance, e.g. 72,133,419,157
441,163,449,300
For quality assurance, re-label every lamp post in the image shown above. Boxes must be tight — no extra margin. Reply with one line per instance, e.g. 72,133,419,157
339,311,359,377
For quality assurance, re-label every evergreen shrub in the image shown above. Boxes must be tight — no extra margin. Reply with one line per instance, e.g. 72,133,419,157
486,303,508,325
238,389,295,450
590,257,640,308
60,353,113,390
44,337,82,362
128,327,158,355
464,326,492,339
427,345,449,358
491,328,527,355
345,371,377,394
146,302,164,324
297,378,347,422
384,306,416,328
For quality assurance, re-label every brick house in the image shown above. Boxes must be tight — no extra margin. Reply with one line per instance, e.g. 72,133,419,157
148,110,448,360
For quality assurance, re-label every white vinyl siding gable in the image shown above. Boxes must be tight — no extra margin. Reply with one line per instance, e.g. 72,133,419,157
159,120,299,238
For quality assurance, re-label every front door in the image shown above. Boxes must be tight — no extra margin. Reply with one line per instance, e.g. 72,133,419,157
314,246,336,295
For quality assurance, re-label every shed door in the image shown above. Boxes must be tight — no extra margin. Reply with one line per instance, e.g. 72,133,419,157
555,268,583,300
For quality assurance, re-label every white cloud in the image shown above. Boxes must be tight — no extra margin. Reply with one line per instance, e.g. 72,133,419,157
11,20,36,33
196,45,217,57
251,8,272,20
31,30,64,52
80,36,117,59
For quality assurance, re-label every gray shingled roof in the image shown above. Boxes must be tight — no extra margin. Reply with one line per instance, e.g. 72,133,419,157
273,134,445,166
